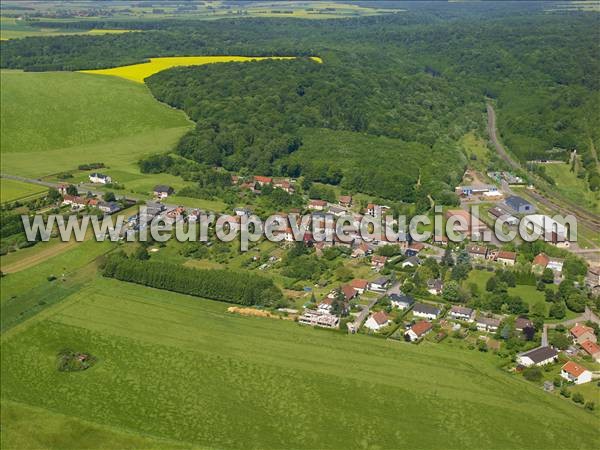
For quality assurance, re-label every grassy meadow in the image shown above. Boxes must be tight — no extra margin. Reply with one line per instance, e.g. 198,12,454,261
1,276,598,450
0,178,46,204
544,162,600,214
0,70,191,179
81,56,323,84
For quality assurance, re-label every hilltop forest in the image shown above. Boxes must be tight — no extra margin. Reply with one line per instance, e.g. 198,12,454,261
2,2,599,201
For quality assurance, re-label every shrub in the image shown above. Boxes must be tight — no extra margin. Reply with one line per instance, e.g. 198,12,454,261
572,392,584,404
523,367,542,382
584,401,595,411
560,386,571,398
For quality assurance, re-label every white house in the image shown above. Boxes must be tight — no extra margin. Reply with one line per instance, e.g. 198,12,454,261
412,303,441,320
405,321,433,342
153,185,174,199
364,311,390,331
402,256,421,268
369,276,390,292
426,279,443,296
389,294,414,310
89,173,111,184
517,346,558,367
449,305,474,322
560,361,592,385
476,315,501,333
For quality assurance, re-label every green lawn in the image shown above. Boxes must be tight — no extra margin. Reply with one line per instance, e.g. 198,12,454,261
0,71,191,181
1,276,598,449
0,178,46,203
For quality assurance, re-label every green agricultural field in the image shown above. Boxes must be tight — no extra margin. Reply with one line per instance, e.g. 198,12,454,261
0,71,191,180
1,276,598,450
0,178,46,203
0,239,114,332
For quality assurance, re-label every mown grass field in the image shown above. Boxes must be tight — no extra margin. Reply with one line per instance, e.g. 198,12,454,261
81,56,323,84
0,70,191,179
0,239,114,332
0,178,46,204
1,276,597,450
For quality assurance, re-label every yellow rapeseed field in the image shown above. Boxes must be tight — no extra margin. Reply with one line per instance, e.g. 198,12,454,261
81,56,323,83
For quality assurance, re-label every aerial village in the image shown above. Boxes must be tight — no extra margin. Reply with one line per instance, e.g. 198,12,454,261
20,165,600,402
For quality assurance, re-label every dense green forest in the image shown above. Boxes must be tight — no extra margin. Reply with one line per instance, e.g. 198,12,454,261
2,2,598,197
102,254,282,306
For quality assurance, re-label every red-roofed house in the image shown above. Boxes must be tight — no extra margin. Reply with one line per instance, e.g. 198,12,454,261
561,361,592,384
341,285,358,301
339,195,352,207
532,253,550,273
308,199,327,210
405,321,433,342
496,251,517,266
364,311,390,331
580,340,600,362
570,324,596,344
371,255,388,269
254,176,272,186
349,279,369,294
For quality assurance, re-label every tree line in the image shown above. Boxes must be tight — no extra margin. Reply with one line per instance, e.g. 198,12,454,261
102,254,282,306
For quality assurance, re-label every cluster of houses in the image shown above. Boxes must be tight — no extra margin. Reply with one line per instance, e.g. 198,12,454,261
231,175,296,194
487,171,525,185
465,244,517,266
513,323,599,386
298,276,392,330
62,194,121,214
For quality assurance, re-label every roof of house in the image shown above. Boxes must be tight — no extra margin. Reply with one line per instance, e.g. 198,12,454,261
581,339,600,355
466,244,488,255
372,276,390,286
403,256,421,266
450,305,473,316
389,293,414,305
532,253,550,267
350,279,369,290
476,315,501,327
561,361,588,378
254,176,272,183
515,317,533,330
411,321,433,336
371,311,389,325
519,346,558,363
371,255,388,264
427,279,443,290
90,172,109,178
339,195,352,203
570,324,595,338
309,199,327,206
497,250,517,261
341,285,357,300
413,303,440,316
505,195,532,210
408,242,425,251
153,185,173,193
